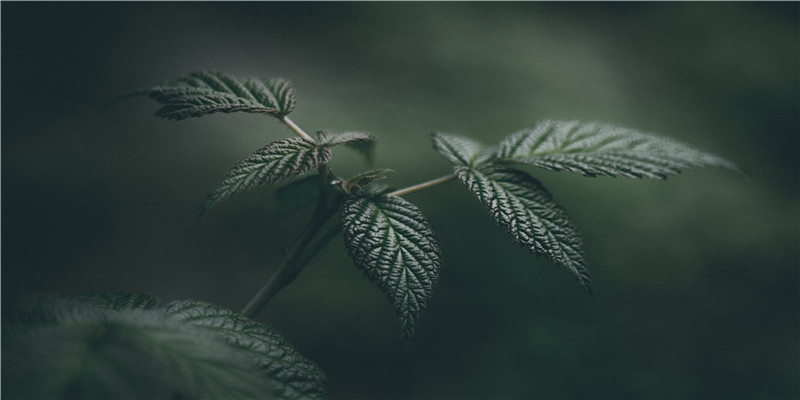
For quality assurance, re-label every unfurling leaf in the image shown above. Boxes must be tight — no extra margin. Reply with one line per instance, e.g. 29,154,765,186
4,295,325,399
165,301,326,400
339,193,442,342
320,131,377,164
140,71,296,120
455,164,592,292
497,120,737,179
200,137,331,216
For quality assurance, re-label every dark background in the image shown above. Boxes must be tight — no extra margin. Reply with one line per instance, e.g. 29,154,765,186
3,2,798,398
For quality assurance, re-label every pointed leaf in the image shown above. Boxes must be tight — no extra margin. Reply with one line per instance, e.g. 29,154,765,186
498,120,737,179
142,71,296,120
455,164,592,292
339,193,442,342
201,137,331,215
165,301,327,400
321,131,377,164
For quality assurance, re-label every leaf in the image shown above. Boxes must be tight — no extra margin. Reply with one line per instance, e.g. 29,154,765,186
455,164,592,292
339,193,442,342
431,131,486,166
200,137,331,216
320,131,377,164
3,296,292,399
142,71,296,120
68,293,161,311
497,120,737,179
332,169,394,196
165,301,327,400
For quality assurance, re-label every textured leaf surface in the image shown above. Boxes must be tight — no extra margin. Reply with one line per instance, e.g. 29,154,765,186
340,194,442,342
3,296,287,399
431,131,485,166
498,120,736,179
201,137,331,215
455,164,592,291
165,301,326,400
143,71,296,120
320,131,377,163
69,293,160,311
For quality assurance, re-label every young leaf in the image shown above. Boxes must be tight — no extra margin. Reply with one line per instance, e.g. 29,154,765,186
3,296,292,399
320,131,377,164
165,300,327,400
497,120,737,179
339,193,442,342
141,71,296,120
200,137,331,216
455,164,592,292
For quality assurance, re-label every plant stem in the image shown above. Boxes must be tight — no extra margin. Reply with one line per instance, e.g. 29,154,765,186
282,116,315,142
241,204,337,318
388,173,456,197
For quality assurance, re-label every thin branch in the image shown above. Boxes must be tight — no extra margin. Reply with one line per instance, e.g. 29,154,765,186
388,173,456,197
281,116,315,141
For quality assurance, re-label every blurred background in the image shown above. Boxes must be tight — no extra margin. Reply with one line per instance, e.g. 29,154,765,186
3,2,797,398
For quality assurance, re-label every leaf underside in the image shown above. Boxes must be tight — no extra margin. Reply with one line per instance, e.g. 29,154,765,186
498,120,737,179
456,164,592,292
143,71,296,120
200,137,331,216
321,131,377,164
340,194,442,342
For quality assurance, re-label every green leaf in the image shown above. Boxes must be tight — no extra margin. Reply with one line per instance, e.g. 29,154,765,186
431,131,485,166
339,193,442,342
320,131,377,164
165,301,327,400
332,169,394,196
454,164,592,292
497,120,737,179
68,293,161,311
200,137,331,216
142,71,296,120
3,296,294,399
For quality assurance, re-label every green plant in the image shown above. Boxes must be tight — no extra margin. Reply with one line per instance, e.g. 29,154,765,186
4,71,737,398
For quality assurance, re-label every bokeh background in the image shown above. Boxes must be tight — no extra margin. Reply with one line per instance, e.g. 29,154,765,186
3,2,797,398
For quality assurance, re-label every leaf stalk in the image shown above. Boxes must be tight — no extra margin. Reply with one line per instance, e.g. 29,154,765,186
388,173,456,197
282,116,315,142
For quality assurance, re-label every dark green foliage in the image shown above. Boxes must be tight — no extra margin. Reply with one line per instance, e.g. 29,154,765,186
93,70,739,396
3,295,326,400
165,301,327,400
455,164,592,292
141,71,296,120
339,193,442,342
497,120,737,179
200,137,331,216
433,132,591,292
69,292,161,311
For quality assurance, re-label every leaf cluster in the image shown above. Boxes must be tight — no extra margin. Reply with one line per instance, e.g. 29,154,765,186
119,71,737,345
